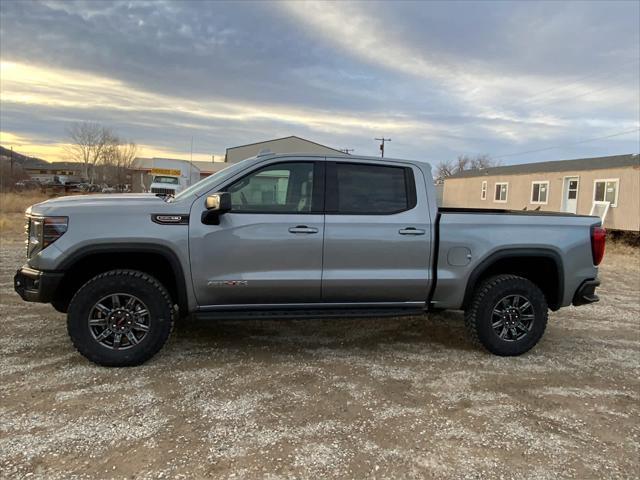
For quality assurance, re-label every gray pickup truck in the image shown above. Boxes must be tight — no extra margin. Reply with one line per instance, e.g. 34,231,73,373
15,153,605,366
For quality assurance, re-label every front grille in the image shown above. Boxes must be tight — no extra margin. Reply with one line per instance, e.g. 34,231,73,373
151,188,175,195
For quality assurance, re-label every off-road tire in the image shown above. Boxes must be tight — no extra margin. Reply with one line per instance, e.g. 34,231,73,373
67,270,174,366
51,297,68,314
464,274,548,356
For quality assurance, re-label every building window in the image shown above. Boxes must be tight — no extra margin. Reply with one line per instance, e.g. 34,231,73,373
481,181,487,200
531,181,549,204
494,182,508,203
593,179,619,207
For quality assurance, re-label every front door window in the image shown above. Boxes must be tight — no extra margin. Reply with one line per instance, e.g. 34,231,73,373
227,162,315,213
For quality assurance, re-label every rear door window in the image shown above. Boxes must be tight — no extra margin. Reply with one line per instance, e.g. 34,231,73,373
328,163,414,214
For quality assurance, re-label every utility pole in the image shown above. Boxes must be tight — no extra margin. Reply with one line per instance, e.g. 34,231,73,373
375,137,391,158
10,146,14,175
189,136,194,181
340,148,354,154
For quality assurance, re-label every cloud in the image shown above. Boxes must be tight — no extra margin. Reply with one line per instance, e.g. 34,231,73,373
0,61,431,132
0,0,638,164
278,1,639,111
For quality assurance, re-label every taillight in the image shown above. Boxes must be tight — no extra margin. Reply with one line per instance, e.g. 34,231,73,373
591,225,606,266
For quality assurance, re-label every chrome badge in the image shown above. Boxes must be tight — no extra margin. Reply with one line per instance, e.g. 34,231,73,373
207,280,249,287
151,214,189,225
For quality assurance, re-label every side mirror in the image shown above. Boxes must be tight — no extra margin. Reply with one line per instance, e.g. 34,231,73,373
202,192,231,225
205,192,231,213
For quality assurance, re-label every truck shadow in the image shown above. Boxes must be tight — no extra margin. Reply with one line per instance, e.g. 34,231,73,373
170,311,474,355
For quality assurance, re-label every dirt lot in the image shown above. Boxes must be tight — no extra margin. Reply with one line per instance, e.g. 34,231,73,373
1,224,639,479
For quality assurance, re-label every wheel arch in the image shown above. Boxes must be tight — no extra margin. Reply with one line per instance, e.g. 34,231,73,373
462,248,564,311
53,243,189,315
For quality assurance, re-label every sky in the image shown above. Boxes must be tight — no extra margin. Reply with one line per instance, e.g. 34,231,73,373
0,0,639,164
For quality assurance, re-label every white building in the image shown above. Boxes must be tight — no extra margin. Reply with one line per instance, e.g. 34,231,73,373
225,136,346,163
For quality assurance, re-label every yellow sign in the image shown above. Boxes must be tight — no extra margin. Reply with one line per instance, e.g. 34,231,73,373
151,168,181,176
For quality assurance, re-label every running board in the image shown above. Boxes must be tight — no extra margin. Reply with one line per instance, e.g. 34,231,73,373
193,307,427,321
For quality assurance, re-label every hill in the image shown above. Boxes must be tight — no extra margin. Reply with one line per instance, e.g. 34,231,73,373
0,146,49,167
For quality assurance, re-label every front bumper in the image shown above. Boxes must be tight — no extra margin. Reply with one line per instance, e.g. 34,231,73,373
572,279,600,306
14,266,63,303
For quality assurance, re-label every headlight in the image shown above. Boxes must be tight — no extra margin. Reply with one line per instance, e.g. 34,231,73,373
27,217,42,258
26,216,68,258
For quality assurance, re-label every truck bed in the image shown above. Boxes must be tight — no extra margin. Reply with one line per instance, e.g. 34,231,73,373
430,208,600,311
438,207,595,218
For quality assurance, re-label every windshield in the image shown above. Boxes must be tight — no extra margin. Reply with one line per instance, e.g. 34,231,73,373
173,158,255,201
153,176,179,184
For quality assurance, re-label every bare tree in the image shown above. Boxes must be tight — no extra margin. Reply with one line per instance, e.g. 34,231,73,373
114,141,138,185
435,154,498,183
455,155,470,172
435,160,454,181
469,154,493,170
96,138,138,186
66,122,116,183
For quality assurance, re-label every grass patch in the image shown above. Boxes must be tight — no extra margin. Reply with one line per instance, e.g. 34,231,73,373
0,192,51,214
0,192,51,239
607,239,640,259
0,213,26,237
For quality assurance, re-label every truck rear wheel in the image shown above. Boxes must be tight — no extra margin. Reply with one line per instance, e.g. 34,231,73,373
67,270,174,366
465,274,548,356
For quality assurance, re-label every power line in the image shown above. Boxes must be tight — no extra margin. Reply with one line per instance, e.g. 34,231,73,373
523,72,637,109
492,128,640,160
520,57,640,105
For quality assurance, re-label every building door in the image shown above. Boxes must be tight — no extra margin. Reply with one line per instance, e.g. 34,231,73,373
562,177,579,214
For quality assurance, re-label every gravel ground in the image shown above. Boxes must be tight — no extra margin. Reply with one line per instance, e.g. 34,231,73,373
1,235,639,479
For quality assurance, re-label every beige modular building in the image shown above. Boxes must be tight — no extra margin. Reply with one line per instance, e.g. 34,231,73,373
443,154,640,231
225,135,346,163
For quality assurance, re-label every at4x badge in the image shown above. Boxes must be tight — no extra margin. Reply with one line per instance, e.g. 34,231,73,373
207,280,249,287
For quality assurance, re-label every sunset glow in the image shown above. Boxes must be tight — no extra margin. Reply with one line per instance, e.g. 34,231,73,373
1,1,638,164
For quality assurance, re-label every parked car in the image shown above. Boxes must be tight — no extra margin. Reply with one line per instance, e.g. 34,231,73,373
15,180,41,191
71,182,91,192
14,153,604,366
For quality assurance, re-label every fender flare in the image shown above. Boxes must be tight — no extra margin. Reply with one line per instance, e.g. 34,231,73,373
461,248,564,310
58,243,190,313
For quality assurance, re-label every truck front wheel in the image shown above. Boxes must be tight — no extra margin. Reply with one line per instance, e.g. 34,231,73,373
67,270,174,366
465,274,548,356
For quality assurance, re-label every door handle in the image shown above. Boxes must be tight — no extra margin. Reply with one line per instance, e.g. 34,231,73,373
399,227,425,235
288,225,319,234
